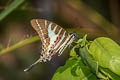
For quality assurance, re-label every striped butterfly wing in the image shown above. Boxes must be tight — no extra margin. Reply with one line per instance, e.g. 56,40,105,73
31,19,50,51
24,19,75,72
31,19,70,56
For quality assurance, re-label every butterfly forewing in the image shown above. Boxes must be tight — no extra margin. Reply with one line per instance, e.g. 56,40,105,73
31,19,50,50
31,19,70,56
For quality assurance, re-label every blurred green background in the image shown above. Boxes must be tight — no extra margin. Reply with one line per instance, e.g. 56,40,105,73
0,0,120,80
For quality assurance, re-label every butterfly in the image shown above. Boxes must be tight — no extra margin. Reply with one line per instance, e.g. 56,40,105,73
24,19,76,72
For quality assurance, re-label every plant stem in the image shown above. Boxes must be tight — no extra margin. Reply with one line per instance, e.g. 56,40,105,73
0,36,40,55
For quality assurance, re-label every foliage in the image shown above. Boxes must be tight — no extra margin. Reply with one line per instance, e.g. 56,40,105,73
89,37,120,76
52,35,120,80
52,57,97,80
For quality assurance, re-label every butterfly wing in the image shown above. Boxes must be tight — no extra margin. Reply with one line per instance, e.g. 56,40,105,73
31,19,50,51
31,19,70,55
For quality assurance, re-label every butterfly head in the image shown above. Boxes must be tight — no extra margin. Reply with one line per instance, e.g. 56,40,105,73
70,32,77,37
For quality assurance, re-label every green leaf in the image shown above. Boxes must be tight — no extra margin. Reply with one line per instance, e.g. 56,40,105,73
89,37,120,76
70,45,79,57
79,46,98,74
100,67,120,80
79,45,108,79
70,34,88,57
77,35,98,74
80,34,88,47
52,57,97,80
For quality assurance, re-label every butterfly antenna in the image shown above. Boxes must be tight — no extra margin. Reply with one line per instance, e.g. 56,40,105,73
24,58,42,72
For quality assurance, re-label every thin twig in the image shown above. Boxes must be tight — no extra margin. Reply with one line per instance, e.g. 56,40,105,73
0,36,40,55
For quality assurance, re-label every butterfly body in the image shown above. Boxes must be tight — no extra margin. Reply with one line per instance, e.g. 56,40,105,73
24,19,76,72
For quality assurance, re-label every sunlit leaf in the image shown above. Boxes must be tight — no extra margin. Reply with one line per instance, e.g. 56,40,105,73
79,42,107,79
70,45,79,57
89,37,120,76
